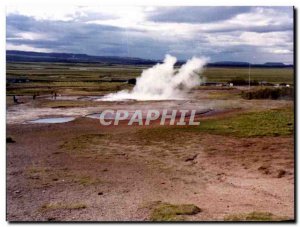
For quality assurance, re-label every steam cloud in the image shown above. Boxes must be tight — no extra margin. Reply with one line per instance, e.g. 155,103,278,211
101,54,207,101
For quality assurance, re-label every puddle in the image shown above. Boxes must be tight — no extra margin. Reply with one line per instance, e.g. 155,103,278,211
27,117,76,124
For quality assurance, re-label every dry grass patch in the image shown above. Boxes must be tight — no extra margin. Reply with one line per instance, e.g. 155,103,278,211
40,202,87,212
59,134,108,153
148,201,201,221
224,211,290,221
26,166,102,188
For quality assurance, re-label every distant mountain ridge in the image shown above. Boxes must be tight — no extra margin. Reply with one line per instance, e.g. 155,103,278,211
264,62,286,66
6,50,293,68
6,50,158,65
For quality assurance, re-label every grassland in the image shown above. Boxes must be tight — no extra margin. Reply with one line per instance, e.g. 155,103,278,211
202,67,293,84
36,100,98,108
136,107,294,139
197,108,294,137
6,62,293,96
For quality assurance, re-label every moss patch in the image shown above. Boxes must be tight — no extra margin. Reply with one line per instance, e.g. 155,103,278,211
149,202,201,221
224,211,289,221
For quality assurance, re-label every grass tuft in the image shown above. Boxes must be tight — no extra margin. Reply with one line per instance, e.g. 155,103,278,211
40,202,87,212
149,202,201,221
224,211,289,221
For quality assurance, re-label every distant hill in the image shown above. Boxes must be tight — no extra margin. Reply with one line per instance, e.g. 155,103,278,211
264,62,286,67
207,61,293,68
6,50,293,68
207,61,250,67
6,50,158,65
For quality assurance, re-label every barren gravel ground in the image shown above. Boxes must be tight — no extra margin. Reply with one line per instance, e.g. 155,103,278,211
6,90,294,221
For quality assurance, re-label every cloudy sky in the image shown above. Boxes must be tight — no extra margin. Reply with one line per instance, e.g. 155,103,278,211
6,6,293,63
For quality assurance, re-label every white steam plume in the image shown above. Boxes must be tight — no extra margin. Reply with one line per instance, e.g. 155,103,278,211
101,54,208,101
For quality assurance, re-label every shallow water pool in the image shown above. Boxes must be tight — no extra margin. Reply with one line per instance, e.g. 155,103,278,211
27,117,76,124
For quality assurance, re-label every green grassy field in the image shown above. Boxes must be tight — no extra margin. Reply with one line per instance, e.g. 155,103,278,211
197,108,294,137
136,107,294,139
6,62,293,96
202,67,293,84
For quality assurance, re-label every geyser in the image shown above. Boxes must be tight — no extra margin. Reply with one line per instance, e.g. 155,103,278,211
101,54,207,101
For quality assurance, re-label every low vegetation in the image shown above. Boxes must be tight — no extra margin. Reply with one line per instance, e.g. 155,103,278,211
7,63,293,98
7,81,132,96
197,108,294,137
228,77,258,86
224,211,289,221
207,90,240,100
37,100,97,108
202,67,293,84
241,87,293,100
26,165,101,188
149,202,201,221
40,202,87,212
60,134,107,153
136,108,293,139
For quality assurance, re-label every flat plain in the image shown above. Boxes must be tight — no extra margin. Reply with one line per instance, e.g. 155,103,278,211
6,62,294,221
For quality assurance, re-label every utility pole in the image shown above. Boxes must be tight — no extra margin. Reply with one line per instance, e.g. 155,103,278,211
248,62,251,90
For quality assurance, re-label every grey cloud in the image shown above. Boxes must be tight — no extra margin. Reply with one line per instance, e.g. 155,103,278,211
148,7,252,24
205,24,293,34
6,7,294,63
